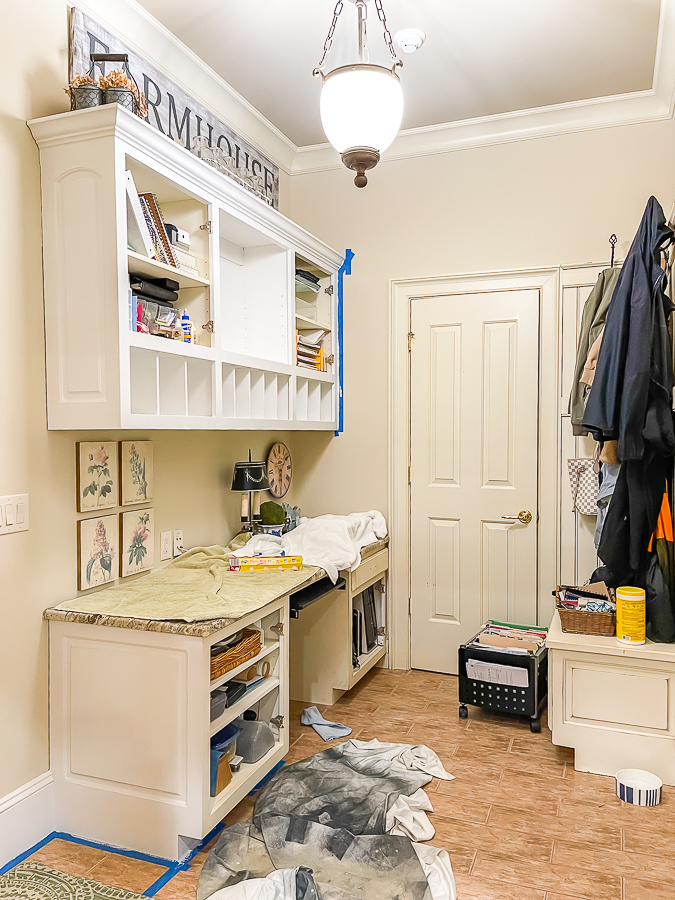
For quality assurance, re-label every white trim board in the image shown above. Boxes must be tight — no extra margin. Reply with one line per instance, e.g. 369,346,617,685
0,772,55,870
388,268,560,671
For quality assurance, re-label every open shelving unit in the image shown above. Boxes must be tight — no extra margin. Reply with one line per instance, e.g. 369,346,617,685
28,103,346,431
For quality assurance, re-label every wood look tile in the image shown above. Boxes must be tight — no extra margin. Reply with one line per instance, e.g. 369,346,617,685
427,791,493,825
408,722,495,749
454,873,547,900
624,875,675,899
27,839,108,876
443,846,476,875
487,805,622,850
85,855,167,893
510,735,574,762
552,839,675,884
429,816,554,862
472,850,622,899
437,780,560,816
154,866,200,898
439,754,503,784
224,795,256,826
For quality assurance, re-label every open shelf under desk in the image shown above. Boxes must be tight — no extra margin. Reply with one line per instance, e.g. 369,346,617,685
128,250,210,289
210,738,284,816
211,641,279,691
352,644,386,680
210,676,280,737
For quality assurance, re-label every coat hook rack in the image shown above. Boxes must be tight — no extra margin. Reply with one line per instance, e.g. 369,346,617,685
609,234,617,267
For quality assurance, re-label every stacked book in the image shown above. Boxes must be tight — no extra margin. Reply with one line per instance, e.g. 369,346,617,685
125,170,179,269
296,327,327,371
295,268,321,293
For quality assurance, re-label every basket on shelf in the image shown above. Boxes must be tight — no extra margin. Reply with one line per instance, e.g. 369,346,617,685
555,587,616,637
211,628,262,681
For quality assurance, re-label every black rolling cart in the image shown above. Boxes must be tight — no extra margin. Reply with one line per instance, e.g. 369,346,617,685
458,623,548,733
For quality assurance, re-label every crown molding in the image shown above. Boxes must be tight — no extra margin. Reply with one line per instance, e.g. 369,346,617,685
290,0,675,175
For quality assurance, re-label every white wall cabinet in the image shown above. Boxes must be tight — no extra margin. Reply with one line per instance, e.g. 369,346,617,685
28,105,344,430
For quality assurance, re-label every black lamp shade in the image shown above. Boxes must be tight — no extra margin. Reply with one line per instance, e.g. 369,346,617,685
231,461,269,492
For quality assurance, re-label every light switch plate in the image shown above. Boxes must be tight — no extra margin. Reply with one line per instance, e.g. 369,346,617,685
173,529,184,557
0,494,29,535
160,531,173,561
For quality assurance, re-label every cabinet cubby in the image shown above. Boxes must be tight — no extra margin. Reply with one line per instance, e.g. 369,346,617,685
29,104,345,430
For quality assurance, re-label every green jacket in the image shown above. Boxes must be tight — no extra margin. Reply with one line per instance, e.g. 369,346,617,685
569,267,621,435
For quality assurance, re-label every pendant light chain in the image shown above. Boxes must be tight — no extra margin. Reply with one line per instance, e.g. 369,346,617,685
374,0,399,63
315,0,400,72
316,0,345,71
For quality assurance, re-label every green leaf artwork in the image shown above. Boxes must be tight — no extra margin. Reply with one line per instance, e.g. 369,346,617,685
127,512,150,569
129,443,148,501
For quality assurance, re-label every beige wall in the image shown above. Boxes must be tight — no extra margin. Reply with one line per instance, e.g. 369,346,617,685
0,0,302,802
289,122,675,520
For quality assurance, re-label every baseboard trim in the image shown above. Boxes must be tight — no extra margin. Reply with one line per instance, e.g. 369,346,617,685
0,772,55,870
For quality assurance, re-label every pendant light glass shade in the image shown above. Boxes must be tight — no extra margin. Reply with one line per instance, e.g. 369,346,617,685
319,64,403,156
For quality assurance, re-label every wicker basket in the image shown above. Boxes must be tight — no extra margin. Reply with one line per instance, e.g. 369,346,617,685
555,589,616,637
211,628,262,681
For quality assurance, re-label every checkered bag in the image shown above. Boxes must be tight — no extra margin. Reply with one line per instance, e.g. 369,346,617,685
567,456,599,516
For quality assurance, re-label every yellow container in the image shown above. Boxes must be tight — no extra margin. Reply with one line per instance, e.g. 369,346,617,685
616,586,646,645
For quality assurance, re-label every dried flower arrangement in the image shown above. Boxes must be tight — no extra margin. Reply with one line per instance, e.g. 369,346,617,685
64,69,147,119
63,73,98,94
100,68,148,118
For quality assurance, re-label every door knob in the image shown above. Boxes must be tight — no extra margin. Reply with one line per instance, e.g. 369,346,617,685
501,510,532,525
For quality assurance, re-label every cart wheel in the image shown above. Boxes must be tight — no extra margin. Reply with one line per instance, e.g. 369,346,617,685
459,705,469,720
530,718,541,734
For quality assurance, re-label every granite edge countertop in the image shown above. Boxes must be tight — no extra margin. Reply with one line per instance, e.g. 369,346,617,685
43,538,389,637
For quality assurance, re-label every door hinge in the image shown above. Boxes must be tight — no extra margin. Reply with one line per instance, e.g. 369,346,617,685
407,331,415,351
200,220,212,233
408,465,412,484
325,285,334,295
270,622,284,636
408,596,412,616
270,715,284,728
202,320,215,333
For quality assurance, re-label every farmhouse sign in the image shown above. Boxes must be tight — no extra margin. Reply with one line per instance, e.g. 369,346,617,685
69,8,280,209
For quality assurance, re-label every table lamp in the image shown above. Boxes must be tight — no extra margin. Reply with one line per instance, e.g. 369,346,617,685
231,451,270,532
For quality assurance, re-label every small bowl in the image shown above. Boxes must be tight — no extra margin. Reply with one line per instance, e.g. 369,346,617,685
615,768,662,806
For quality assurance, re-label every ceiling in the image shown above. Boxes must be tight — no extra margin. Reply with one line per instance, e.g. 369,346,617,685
136,0,662,148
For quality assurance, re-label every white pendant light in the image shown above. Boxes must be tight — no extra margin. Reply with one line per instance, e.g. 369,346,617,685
314,0,403,187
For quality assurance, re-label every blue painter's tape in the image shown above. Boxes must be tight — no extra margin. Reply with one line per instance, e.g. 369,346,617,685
335,249,354,437
247,760,285,796
0,832,58,875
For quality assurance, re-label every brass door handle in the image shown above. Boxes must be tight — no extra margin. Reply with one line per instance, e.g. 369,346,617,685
501,510,532,524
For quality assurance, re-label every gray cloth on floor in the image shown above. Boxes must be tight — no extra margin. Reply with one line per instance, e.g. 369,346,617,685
301,706,352,741
252,740,438,835
197,819,430,900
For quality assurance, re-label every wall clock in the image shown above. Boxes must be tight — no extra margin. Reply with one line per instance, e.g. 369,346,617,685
267,442,292,499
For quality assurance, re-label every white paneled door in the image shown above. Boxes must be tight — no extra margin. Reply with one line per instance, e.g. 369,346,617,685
410,288,540,673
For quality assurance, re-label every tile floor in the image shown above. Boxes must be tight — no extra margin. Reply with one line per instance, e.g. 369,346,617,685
17,667,675,899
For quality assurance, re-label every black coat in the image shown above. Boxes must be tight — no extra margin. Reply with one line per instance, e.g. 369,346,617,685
584,197,675,590
582,196,675,460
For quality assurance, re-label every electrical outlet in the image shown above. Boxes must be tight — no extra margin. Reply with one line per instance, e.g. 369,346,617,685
0,494,29,535
160,531,173,561
173,529,184,557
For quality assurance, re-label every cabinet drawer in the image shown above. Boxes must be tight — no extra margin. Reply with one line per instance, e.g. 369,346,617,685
351,549,388,593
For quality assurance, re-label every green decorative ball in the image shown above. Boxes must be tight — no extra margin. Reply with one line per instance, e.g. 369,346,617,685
260,500,285,525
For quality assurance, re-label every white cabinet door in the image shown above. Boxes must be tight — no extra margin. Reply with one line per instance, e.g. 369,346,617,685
410,288,540,673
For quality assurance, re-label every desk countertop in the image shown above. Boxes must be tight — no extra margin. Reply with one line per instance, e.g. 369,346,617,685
546,610,675,663
43,538,389,638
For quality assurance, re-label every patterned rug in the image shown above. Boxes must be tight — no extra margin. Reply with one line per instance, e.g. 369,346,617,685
0,862,144,899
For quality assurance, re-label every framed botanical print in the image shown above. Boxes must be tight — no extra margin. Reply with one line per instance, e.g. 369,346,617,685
120,508,154,577
77,442,118,512
77,515,118,590
120,441,154,506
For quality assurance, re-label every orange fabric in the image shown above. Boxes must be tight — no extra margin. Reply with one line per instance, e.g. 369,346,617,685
648,490,673,551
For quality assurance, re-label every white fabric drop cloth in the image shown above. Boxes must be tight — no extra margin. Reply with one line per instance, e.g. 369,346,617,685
232,511,388,582
208,868,300,900
347,738,455,781
386,788,435,841
413,843,457,900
